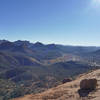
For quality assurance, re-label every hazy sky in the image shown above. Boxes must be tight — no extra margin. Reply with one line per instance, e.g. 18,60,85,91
0,0,100,46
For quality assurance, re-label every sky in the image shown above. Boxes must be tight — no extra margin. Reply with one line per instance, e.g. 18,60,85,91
0,0,100,46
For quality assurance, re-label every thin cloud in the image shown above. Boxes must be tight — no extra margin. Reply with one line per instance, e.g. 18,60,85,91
84,0,100,14
91,0,100,8
0,32,7,35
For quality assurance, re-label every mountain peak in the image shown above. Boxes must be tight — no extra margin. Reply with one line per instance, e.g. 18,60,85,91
46,44,57,49
0,41,15,50
34,42,44,47
0,40,9,44
14,40,30,46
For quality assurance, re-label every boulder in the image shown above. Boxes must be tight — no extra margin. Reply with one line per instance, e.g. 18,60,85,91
80,78,97,90
62,78,72,84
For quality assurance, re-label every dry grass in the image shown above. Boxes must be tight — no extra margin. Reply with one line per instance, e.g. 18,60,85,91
13,69,100,100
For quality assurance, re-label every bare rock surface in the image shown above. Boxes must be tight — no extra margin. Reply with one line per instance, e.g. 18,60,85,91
80,78,97,90
62,78,72,84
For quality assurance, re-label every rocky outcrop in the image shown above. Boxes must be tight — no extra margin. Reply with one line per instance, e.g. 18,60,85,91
62,78,72,84
80,78,97,90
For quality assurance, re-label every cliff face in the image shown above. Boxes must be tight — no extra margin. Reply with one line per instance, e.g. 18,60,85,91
13,69,100,100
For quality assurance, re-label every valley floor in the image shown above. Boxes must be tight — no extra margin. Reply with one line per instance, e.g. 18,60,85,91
13,69,100,100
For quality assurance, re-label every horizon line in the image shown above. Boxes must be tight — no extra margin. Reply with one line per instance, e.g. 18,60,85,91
0,39,100,47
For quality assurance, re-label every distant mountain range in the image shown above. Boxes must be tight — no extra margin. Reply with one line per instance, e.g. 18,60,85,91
0,40,100,100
